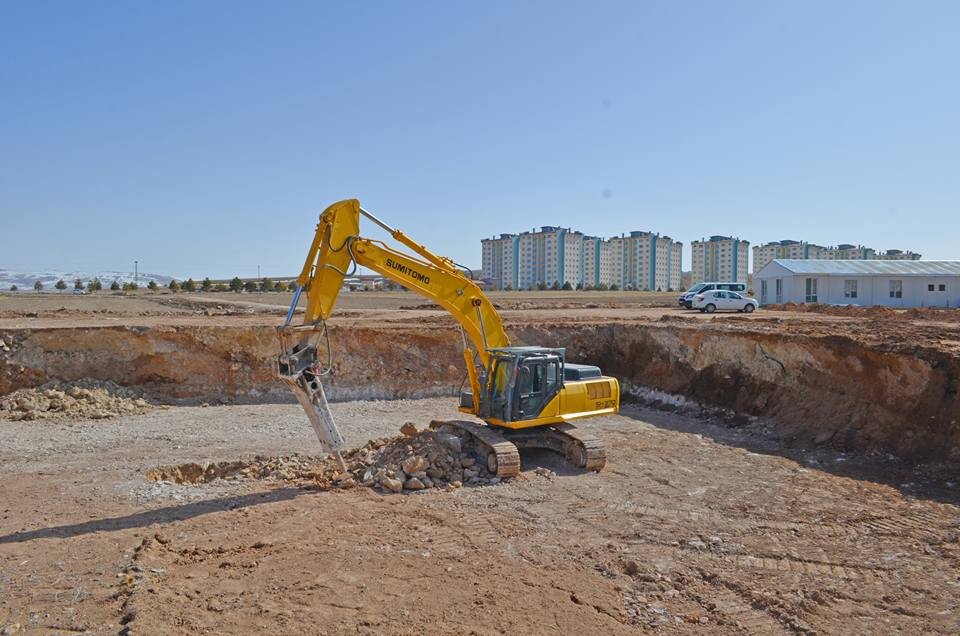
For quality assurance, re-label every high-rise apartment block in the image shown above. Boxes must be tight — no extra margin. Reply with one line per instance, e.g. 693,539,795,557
752,241,922,273
482,226,682,291
691,236,749,283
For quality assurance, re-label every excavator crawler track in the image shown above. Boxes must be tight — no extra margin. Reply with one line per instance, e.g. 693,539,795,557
430,420,606,475
502,422,607,472
430,420,521,478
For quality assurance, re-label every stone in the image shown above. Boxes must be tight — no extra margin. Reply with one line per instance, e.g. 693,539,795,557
401,455,428,474
685,538,707,550
381,476,403,493
404,477,425,490
463,468,478,480
624,560,640,575
438,434,462,453
487,477,500,485
450,481,462,489
400,422,418,437
460,457,476,468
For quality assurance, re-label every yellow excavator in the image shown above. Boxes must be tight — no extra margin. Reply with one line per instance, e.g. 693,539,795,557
277,199,619,477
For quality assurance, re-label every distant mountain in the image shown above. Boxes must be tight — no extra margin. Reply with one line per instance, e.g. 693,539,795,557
0,269,175,289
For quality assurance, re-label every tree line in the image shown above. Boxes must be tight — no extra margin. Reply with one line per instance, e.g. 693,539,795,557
13,277,298,293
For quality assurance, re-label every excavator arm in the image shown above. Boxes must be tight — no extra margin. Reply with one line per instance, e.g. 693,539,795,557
277,199,508,462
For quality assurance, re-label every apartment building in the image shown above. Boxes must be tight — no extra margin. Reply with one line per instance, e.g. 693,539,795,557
752,240,825,274
874,249,922,261
482,226,683,290
691,236,750,283
480,233,517,290
751,241,923,273
819,244,874,260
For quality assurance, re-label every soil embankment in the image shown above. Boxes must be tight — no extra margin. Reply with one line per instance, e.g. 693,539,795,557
1,320,958,461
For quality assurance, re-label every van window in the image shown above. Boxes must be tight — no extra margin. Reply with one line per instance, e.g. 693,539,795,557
688,283,707,293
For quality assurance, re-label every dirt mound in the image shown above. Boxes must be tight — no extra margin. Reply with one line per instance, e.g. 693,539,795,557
146,421,504,492
766,303,899,317
0,378,157,421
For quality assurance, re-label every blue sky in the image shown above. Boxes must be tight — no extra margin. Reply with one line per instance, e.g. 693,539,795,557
1,1,957,278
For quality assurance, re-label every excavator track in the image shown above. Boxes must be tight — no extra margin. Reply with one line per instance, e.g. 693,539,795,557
430,420,606,475
501,422,607,472
430,420,521,478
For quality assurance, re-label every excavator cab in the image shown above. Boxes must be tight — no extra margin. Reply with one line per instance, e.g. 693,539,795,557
462,347,565,424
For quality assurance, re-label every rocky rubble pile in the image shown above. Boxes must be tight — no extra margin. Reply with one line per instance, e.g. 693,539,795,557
353,421,502,492
0,379,157,421
146,421,508,493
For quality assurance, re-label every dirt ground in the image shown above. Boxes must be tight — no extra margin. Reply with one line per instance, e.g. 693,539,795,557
2,397,958,635
2,291,960,634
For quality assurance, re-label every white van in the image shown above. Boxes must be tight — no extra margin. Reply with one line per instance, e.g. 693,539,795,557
679,282,748,308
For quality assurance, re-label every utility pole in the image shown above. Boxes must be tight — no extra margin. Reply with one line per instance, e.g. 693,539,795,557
134,260,138,286
258,264,261,280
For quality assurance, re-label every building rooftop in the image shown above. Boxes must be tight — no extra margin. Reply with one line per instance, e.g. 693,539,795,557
766,259,960,276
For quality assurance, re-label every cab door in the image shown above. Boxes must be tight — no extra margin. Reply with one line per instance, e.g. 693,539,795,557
513,358,562,420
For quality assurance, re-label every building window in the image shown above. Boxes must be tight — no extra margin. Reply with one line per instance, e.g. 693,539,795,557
939,284,946,292
844,280,858,299
805,278,818,303
889,280,902,298
928,284,935,292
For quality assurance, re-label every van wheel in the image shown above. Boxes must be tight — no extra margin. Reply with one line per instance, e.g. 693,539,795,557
705,304,716,313
744,304,755,313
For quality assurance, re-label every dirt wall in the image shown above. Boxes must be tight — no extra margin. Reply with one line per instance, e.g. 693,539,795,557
1,322,958,461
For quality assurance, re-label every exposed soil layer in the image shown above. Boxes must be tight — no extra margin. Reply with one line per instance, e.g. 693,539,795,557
3,311,959,461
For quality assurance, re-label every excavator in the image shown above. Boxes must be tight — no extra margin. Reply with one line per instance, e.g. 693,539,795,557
276,199,619,477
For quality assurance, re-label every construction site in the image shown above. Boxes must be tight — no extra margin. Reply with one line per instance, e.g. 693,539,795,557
2,272,960,634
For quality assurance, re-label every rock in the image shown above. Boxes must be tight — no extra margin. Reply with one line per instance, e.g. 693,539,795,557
426,467,444,479
381,476,403,493
814,429,836,445
463,468,478,480
624,560,640,575
685,537,707,550
487,477,500,485
401,455,428,474
450,481,462,489
438,433,461,453
460,457,476,468
404,477,425,490
400,422,418,437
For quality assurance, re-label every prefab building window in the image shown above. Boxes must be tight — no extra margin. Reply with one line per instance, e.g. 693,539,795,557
805,278,818,303
844,279,858,298
889,280,902,298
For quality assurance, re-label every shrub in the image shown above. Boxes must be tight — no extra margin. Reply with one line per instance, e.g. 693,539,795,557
55,279,67,291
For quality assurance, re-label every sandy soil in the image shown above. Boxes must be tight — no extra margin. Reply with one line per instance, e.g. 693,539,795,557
2,398,958,634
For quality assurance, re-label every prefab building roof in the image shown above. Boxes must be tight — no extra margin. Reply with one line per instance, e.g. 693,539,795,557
758,259,960,277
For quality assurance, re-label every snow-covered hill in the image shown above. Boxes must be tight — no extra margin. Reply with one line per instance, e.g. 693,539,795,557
0,269,175,289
